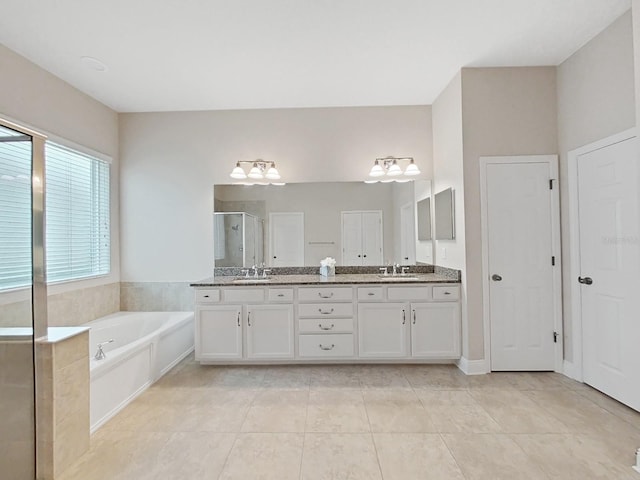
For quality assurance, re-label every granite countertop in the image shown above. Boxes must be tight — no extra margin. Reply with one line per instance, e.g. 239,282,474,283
190,273,460,287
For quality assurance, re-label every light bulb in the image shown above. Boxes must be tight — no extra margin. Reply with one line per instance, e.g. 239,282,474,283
404,161,421,176
265,166,280,180
387,160,402,176
230,164,247,179
248,163,263,179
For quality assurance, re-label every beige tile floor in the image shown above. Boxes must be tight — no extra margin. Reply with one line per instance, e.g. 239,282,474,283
60,355,640,480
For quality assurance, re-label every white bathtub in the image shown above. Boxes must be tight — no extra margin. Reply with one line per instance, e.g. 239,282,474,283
86,311,194,432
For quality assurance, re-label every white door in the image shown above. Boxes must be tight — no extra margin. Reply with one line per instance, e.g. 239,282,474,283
358,303,408,358
361,211,383,265
411,303,461,359
246,304,294,359
485,160,557,371
400,203,416,264
269,212,304,267
578,136,640,411
341,212,362,265
196,305,242,360
341,211,383,265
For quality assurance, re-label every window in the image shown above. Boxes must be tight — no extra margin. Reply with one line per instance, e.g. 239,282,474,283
0,138,110,291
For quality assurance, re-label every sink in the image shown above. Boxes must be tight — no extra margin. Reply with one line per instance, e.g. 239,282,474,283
233,278,271,284
378,275,420,281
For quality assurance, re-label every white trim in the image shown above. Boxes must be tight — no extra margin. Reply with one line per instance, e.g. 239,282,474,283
456,356,489,375
479,155,562,372
566,127,637,384
562,360,582,382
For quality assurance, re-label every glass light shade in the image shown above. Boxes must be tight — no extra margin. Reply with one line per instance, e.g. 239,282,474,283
230,165,247,179
265,166,280,180
404,162,421,176
369,162,385,177
387,161,402,176
364,179,379,184
248,164,263,179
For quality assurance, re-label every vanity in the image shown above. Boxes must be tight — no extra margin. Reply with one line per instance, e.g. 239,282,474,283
190,270,461,364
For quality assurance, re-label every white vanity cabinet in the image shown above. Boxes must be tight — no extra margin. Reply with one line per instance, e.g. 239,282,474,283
357,302,408,358
410,302,461,358
196,304,243,360
246,304,294,359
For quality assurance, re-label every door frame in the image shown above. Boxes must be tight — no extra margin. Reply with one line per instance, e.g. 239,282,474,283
268,212,305,267
479,155,563,372
566,128,637,382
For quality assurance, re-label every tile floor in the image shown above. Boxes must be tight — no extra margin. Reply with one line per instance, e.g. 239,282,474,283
60,356,640,480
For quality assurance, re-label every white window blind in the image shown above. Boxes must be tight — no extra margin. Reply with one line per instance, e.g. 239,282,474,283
0,127,33,290
45,142,110,283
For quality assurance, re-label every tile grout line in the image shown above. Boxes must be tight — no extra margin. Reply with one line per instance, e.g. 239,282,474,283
298,378,311,480
360,376,385,480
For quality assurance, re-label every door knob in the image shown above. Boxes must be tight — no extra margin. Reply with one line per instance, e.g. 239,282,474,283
491,274,502,281
578,276,593,285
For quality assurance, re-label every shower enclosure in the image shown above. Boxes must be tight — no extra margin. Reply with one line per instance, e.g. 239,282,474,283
0,119,47,479
214,212,264,267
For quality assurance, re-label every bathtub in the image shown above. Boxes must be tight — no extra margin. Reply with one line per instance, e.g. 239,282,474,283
86,311,194,432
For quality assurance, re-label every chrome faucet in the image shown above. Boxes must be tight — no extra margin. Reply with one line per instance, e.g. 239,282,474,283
392,263,400,276
94,339,114,360
401,266,410,275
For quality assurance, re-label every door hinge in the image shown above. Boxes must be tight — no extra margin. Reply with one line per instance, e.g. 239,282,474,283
549,179,554,190
551,256,555,266
553,331,559,343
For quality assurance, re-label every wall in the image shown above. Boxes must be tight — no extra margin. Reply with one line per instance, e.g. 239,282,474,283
432,72,469,359
635,1,640,123
119,106,433,283
0,44,120,326
460,67,558,362
557,11,636,361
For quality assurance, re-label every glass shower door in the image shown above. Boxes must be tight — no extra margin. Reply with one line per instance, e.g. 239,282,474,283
0,120,47,480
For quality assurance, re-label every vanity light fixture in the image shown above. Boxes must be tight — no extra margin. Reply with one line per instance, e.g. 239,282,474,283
367,156,421,182
229,159,281,181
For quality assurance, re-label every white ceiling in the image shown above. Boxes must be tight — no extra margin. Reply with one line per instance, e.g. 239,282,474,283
0,0,631,113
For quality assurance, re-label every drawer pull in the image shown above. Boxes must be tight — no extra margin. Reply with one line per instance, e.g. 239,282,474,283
203,295,210,298
318,308,334,315
367,292,375,296
443,291,451,295
318,292,334,298
319,343,335,351
277,293,285,297
413,310,416,325
318,323,335,331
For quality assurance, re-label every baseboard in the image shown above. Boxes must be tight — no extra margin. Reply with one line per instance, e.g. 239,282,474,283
456,357,489,375
562,359,582,382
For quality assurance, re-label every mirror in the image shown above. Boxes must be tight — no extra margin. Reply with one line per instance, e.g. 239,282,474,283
416,197,431,241
213,181,428,267
435,187,455,240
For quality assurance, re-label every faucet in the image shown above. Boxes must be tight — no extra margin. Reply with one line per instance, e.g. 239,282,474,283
262,269,271,278
379,267,388,276
392,263,400,276
94,339,114,360
401,266,410,276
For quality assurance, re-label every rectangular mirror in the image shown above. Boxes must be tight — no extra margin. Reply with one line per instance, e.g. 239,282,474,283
435,187,455,240
213,181,419,267
416,197,431,241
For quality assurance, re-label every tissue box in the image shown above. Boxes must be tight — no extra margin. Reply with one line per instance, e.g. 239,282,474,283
319,265,335,277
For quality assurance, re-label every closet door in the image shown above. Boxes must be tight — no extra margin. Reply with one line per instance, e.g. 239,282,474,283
361,211,382,265
341,212,362,265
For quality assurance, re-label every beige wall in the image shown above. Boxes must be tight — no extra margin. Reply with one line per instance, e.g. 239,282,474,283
632,1,640,128
0,44,120,324
119,106,433,281
557,11,636,361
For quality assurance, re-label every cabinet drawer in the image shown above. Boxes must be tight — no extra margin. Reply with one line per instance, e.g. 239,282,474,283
298,287,353,302
223,288,265,303
299,334,354,357
357,287,384,301
298,303,353,318
299,318,353,334
432,286,460,301
387,286,431,301
195,289,220,303
268,288,294,302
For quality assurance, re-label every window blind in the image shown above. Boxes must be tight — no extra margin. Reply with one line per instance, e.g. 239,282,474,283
45,142,110,283
0,127,33,290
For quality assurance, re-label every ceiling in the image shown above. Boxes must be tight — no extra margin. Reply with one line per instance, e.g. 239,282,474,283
0,0,631,113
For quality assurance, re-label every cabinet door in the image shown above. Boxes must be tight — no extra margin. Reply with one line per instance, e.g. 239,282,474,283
196,305,242,360
342,212,363,265
411,303,461,359
246,304,294,359
358,303,408,358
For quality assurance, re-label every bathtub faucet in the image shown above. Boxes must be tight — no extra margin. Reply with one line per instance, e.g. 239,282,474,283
95,339,114,360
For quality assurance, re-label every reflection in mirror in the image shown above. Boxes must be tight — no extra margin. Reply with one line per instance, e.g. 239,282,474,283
417,197,432,241
213,181,420,267
435,187,455,240
414,179,434,264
